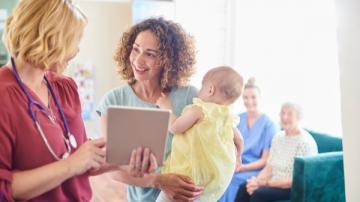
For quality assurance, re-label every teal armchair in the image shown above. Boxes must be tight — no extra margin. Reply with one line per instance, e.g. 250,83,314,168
279,130,345,202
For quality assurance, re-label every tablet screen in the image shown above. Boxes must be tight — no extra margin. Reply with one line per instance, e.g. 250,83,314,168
106,106,170,166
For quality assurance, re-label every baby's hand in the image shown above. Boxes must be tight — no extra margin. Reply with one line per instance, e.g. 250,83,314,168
156,93,173,111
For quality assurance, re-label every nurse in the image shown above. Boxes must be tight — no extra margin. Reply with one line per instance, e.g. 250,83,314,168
0,0,153,201
219,77,279,202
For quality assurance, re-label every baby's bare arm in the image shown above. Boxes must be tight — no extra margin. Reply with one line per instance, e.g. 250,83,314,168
156,93,203,134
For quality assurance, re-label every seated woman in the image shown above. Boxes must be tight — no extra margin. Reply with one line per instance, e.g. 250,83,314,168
219,77,279,202
236,102,318,202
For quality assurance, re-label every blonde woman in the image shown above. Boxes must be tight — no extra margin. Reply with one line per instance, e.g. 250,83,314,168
0,0,152,201
236,102,318,202
220,77,279,202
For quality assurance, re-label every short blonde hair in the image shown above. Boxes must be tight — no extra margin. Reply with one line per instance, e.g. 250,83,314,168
3,0,87,70
244,77,261,94
204,66,244,104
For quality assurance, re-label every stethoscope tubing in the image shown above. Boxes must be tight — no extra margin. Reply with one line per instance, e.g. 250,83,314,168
10,57,74,160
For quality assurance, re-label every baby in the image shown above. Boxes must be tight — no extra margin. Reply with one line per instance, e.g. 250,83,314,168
156,66,244,202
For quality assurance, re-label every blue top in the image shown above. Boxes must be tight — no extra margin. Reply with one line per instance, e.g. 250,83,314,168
238,112,278,165
96,83,197,202
218,112,278,202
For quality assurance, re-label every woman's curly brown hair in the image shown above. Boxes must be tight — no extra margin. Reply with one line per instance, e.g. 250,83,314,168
114,17,196,92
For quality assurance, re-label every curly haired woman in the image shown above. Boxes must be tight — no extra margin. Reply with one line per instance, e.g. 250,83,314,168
96,17,204,202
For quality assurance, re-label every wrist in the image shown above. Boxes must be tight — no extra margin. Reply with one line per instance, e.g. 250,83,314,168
60,159,75,178
150,173,162,189
240,164,248,171
265,179,270,187
256,178,266,187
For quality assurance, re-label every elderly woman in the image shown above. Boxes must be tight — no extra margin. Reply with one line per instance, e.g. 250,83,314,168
235,102,318,202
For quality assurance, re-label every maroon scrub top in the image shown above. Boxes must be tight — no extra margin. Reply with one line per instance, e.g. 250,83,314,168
0,66,91,201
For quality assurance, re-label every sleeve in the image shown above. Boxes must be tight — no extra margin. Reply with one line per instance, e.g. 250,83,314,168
59,77,82,114
96,89,117,116
0,104,15,202
51,72,89,118
51,75,83,119
262,118,278,151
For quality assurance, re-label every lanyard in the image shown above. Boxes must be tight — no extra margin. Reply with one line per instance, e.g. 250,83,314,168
10,57,77,160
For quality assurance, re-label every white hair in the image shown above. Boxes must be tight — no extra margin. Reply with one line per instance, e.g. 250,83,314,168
281,102,303,120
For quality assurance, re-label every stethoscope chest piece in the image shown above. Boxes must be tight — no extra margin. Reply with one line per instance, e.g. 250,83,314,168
68,133,78,148
62,152,70,160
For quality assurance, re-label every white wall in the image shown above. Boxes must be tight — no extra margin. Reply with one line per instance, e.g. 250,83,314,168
74,1,132,137
336,0,360,201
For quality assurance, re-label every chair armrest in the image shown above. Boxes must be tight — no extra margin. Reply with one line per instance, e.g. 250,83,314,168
291,151,345,202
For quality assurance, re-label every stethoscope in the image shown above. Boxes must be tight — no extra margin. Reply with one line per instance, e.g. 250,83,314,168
10,57,77,160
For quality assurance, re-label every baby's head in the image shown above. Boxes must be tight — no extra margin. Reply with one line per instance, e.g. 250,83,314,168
198,66,243,105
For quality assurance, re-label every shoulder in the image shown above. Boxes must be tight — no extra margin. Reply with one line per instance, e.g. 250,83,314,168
269,131,285,151
96,83,132,115
239,112,247,118
168,85,198,115
103,84,132,100
261,114,272,122
171,85,198,98
184,104,204,116
0,67,20,107
273,131,286,142
239,112,247,122
297,129,319,154
47,71,77,91
101,83,136,106
299,130,318,146
261,114,277,126
0,66,15,90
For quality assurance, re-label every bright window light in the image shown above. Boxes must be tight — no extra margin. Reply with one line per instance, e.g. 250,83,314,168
175,0,342,136
233,0,341,136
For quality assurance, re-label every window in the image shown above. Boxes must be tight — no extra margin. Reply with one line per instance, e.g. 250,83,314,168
175,0,232,87
233,0,342,135
174,0,342,135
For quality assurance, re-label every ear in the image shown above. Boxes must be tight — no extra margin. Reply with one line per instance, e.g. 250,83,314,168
208,85,215,96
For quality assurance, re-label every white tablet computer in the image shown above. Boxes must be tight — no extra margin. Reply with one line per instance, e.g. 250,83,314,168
106,106,170,166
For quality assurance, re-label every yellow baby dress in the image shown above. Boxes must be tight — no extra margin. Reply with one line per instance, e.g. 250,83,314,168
162,98,237,202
